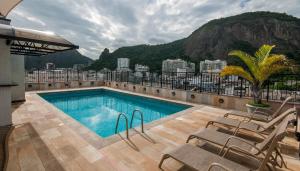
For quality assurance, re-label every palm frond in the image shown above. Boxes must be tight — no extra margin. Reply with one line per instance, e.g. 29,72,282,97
220,66,254,83
259,55,291,82
254,44,275,63
260,65,290,85
260,54,287,66
223,44,292,104
228,50,259,79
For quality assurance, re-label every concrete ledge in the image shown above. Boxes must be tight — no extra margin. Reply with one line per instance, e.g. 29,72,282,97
25,81,105,91
105,81,298,111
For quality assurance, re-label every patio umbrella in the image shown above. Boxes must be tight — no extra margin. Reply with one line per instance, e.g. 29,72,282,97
0,0,22,17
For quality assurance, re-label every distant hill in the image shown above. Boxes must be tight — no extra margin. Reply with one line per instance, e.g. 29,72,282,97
25,50,93,70
91,39,185,72
89,11,300,72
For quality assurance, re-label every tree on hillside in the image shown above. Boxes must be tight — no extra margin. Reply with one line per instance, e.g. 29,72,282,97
99,48,110,60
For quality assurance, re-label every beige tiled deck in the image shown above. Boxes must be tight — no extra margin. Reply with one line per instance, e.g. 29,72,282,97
6,88,300,171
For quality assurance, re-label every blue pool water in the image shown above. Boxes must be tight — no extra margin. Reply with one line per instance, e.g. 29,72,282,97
39,89,190,138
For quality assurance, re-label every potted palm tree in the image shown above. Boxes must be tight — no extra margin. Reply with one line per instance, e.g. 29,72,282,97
220,44,292,113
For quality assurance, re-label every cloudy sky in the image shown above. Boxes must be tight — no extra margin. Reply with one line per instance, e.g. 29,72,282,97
8,0,300,59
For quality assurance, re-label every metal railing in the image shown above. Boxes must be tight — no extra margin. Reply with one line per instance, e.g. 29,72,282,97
25,69,102,83
104,71,300,102
25,69,300,102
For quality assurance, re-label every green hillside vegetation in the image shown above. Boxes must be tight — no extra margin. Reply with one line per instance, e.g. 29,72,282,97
25,50,93,70
89,39,186,72
201,11,300,29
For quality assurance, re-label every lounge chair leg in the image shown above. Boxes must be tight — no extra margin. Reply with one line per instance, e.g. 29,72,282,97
275,148,287,168
158,154,170,170
206,121,213,128
186,135,195,143
266,163,273,171
270,154,280,168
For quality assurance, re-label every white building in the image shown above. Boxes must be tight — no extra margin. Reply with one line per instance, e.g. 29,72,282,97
73,64,86,70
162,59,186,73
117,58,130,70
199,60,227,73
134,64,149,78
135,64,149,72
162,59,195,76
176,68,187,77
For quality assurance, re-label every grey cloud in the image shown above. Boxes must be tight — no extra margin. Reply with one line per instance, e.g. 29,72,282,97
7,0,300,59
240,0,251,8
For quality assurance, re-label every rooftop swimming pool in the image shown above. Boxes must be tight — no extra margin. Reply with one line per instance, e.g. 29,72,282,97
39,89,191,138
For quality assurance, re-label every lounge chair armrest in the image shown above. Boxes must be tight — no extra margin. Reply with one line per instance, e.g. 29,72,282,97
208,163,231,171
233,122,263,135
254,108,272,114
253,110,271,116
220,136,262,155
233,126,266,139
223,145,261,160
242,111,268,122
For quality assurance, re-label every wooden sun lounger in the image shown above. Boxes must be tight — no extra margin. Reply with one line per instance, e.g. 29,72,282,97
159,116,290,171
206,108,296,137
186,127,271,156
186,116,293,168
224,96,294,122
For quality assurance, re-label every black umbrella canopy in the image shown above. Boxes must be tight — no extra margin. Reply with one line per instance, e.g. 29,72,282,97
0,24,79,56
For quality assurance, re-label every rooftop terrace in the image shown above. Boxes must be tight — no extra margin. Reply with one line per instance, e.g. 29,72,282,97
5,87,300,171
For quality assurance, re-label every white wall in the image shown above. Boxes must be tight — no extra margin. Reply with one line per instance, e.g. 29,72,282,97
11,54,25,102
0,40,12,126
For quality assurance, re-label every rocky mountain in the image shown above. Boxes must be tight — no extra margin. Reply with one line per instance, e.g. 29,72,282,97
25,50,93,70
89,11,300,72
185,12,300,63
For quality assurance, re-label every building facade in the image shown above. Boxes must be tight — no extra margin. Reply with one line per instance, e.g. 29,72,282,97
117,58,130,70
134,64,150,78
199,60,227,73
162,59,195,74
135,64,149,72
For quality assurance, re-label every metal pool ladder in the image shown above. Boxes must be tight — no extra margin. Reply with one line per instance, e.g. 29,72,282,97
130,109,144,133
115,113,129,139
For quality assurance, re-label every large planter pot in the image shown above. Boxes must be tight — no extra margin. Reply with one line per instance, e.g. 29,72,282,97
246,103,271,113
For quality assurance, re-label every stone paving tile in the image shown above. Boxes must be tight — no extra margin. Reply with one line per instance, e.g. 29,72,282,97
6,87,300,171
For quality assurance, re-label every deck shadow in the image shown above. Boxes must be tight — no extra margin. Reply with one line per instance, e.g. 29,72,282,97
117,133,140,151
7,123,66,171
132,128,156,144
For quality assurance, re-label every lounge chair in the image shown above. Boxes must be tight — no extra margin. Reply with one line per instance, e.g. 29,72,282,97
158,116,289,171
186,126,275,156
206,107,296,138
224,96,294,122
186,116,293,168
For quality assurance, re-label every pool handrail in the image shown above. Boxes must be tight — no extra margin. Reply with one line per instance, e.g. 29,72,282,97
130,109,144,133
115,112,129,139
